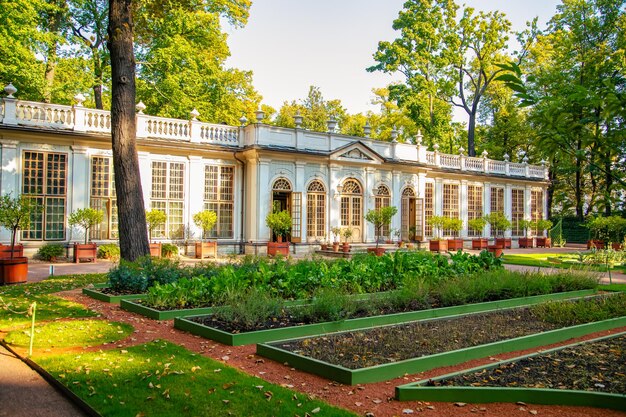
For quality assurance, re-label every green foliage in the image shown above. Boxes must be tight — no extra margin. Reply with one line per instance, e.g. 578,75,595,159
365,206,398,246
444,217,463,233
531,293,626,327
5,320,133,348
160,243,179,258
212,288,283,329
145,209,167,240
485,212,511,237
468,217,487,234
292,288,358,323
36,243,65,261
0,193,41,256
97,243,120,260
427,215,447,239
193,210,217,240
536,219,553,234
265,210,291,240
68,208,104,244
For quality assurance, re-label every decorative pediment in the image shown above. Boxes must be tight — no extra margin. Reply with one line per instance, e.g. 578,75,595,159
330,142,384,165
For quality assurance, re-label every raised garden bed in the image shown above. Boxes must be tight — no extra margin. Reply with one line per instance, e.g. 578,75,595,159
395,332,626,411
257,294,626,385
82,286,147,305
174,289,597,346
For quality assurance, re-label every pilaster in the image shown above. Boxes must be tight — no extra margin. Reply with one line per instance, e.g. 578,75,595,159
504,184,512,238
460,180,468,238
434,178,443,216
0,140,18,242
188,156,205,239
258,158,271,241
295,161,306,240
137,151,152,210
391,170,402,235
483,182,491,237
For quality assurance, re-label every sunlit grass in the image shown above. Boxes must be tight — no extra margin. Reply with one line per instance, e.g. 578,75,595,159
36,340,357,417
4,319,133,348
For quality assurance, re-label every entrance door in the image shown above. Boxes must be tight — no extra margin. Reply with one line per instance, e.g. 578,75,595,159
402,187,424,241
339,179,363,242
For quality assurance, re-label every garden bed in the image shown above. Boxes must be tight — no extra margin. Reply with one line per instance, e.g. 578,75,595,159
82,286,147,305
257,294,626,385
395,332,626,411
174,289,597,346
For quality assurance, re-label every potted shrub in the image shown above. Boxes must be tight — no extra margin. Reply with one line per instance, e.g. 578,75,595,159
193,210,218,259
427,215,448,253
518,219,535,248
320,235,328,251
607,216,626,250
445,218,464,251
487,212,512,249
36,244,65,262
266,210,291,256
468,217,488,250
365,206,397,256
68,207,103,263
341,228,353,253
0,194,40,285
146,209,167,257
331,226,341,252
585,217,607,249
161,243,179,258
535,219,553,248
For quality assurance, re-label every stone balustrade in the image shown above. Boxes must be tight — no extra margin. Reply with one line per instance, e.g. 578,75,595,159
0,89,548,180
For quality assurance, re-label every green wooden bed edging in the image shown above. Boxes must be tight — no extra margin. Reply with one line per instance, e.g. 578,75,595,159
81,287,147,305
256,316,626,385
173,289,597,347
395,332,626,411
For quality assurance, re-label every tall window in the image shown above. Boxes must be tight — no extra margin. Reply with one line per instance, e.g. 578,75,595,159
490,186,505,237
531,189,544,235
511,189,525,236
467,185,483,236
90,156,118,239
306,180,326,241
22,151,67,240
151,161,185,239
424,182,434,237
340,179,362,242
442,183,460,237
204,166,234,238
374,184,391,238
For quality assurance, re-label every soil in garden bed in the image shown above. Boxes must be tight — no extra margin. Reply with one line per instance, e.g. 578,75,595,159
274,295,626,370
432,334,626,394
98,287,145,296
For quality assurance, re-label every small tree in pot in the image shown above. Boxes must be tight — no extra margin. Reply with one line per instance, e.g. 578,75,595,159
266,210,291,256
0,194,40,284
518,219,535,248
486,212,512,250
146,209,167,257
331,226,341,251
535,219,553,248
468,217,488,249
445,217,464,251
365,206,397,256
341,227,353,253
193,210,217,259
427,215,448,253
68,208,103,263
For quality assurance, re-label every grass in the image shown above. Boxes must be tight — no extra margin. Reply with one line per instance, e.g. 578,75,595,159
4,319,133,348
36,340,357,417
601,283,626,292
0,273,107,330
502,252,626,273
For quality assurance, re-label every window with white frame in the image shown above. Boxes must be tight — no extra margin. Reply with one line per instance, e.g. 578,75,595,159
424,182,434,237
90,156,118,240
490,186,505,237
204,165,234,239
306,180,326,241
374,184,391,238
21,151,67,241
467,185,483,236
531,189,544,235
442,183,460,237
151,161,185,239
511,189,525,236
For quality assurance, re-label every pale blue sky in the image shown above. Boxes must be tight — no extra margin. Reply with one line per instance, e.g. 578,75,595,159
225,0,562,116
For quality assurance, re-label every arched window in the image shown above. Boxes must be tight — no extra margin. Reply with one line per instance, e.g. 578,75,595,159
375,184,391,238
306,180,326,241
272,178,292,191
339,179,363,242
341,179,361,195
402,187,415,197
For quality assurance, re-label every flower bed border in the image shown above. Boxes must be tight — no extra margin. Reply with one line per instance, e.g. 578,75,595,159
255,313,626,385
174,289,597,346
82,287,147,305
395,332,626,411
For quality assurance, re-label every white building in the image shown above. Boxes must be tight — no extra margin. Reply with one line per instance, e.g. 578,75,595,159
0,84,549,255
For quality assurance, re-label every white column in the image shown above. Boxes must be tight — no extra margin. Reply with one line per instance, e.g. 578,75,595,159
0,140,19,242
483,182,491,237
460,180,468,238
417,172,426,198
258,158,271,242
524,185,532,222
365,167,376,242
504,184,512,238
188,156,205,239
69,146,90,242
295,161,306,241
245,157,259,241
434,178,443,216
138,151,152,210
391,170,402,236
329,164,341,230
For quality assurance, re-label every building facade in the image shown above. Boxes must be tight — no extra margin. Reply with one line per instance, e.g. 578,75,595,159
0,85,549,255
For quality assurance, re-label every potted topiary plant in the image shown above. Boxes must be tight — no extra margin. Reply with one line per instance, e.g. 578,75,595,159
341,227,353,253
320,235,328,251
193,210,218,259
265,210,291,256
331,226,341,252
68,207,103,263
535,219,553,248
585,216,607,249
468,217,488,250
427,215,448,253
518,219,535,249
0,194,40,284
445,218,464,251
365,206,397,256
487,212,512,250
146,209,167,257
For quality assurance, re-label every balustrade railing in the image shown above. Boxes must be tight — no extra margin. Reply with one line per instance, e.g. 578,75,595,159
488,160,506,174
425,151,435,164
84,108,111,132
16,101,74,128
509,163,526,176
440,154,461,169
145,116,190,140
465,157,483,171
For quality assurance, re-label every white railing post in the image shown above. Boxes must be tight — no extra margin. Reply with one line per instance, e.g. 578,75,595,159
459,147,466,171
72,94,86,132
2,83,18,125
415,130,426,163
482,150,489,174
433,143,441,167
523,155,530,177
136,101,147,138
189,108,201,143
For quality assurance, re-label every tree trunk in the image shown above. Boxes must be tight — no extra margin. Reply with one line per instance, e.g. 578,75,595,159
575,138,584,220
93,47,104,109
43,45,58,103
107,0,150,261
467,112,477,157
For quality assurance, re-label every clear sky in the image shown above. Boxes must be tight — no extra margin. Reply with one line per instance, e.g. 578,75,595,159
225,0,562,116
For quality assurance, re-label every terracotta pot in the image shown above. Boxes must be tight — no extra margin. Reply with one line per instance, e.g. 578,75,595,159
587,240,605,250
487,245,504,258
267,241,289,257
149,243,162,258
471,239,489,250
320,243,328,251
74,243,97,263
0,244,24,259
536,237,552,248
0,257,28,285
429,240,448,253
612,242,623,251
447,239,464,251
367,247,386,256
195,241,217,259
495,238,512,249
332,242,340,252
342,242,350,253
518,237,534,249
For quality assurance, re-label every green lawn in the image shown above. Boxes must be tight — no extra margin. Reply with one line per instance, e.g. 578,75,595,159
502,253,626,273
0,273,108,330
36,340,357,417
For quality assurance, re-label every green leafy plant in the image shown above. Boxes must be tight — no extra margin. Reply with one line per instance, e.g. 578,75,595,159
518,219,535,237
444,217,463,237
331,226,342,243
97,243,120,260
193,210,217,241
161,243,179,258
486,212,511,238
342,227,353,243
36,243,65,261
0,193,41,259
265,210,291,242
145,209,167,241
365,206,398,247
467,217,487,236
68,207,104,244
536,219,553,237
427,215,447,240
